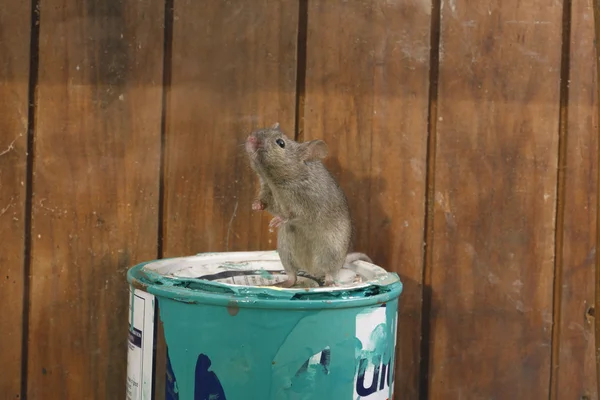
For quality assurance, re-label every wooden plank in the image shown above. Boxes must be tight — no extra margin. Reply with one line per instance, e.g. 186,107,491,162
303,1,431,398
428,0,563,398
555,0,598,397
27,0,164,398
0,1,31,398
595,3,600,396
163,0,299,256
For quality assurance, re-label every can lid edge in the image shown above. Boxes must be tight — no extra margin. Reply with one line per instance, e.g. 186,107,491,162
126,252,403,308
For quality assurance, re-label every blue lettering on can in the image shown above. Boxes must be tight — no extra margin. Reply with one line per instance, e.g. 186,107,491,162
128,327,142,348
194,354,227,400
356,354,394,396
165,348,179,400
296,347,331,377
356,356,381,396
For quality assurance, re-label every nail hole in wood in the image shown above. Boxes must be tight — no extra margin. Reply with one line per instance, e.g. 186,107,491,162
584,305,595,325
586,306,595,318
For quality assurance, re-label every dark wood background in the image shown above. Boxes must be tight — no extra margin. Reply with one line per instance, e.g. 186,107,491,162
0,0,598,399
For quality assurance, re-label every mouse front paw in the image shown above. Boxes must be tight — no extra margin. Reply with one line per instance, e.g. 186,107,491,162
252,199,266,211
268,216,287,229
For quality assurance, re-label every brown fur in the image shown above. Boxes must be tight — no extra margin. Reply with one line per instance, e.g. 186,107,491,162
245,123,371,287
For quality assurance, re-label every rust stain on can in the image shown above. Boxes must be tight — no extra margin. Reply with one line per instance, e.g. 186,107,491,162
227,300,240,316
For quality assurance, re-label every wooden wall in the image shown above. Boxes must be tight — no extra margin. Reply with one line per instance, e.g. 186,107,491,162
0,0,597,399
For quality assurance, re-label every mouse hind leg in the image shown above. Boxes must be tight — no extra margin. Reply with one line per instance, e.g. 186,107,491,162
274,226,300,288
275,252,299,288
313,249,346,287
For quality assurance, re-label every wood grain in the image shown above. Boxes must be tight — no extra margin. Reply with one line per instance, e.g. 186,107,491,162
0,1,31,398
595,3,600,397
163,0,299,257
303,1,431,398
428,0,563,397
27,0,163,398
555,0,598,397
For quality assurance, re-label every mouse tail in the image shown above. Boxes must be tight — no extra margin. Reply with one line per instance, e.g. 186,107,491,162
345,252,373,265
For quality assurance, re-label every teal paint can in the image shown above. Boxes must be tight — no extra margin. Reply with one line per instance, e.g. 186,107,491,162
126,250,403,400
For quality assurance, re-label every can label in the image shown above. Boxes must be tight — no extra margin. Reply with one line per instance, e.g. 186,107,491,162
126,288,155,400
354,304,397,400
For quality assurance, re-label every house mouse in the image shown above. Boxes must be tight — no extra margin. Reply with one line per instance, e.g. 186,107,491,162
245,122,372,288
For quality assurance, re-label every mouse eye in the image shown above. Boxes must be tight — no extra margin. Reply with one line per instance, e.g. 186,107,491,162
275,138,285,148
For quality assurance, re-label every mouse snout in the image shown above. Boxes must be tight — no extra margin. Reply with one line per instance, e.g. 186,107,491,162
245,135,260,153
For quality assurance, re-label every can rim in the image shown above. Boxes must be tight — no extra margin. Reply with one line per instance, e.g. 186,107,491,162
126,251,403,310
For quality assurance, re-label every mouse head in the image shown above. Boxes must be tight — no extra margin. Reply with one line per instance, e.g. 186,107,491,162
245,122,328,181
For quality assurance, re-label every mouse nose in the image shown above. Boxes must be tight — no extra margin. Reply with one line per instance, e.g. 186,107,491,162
247,135,257,143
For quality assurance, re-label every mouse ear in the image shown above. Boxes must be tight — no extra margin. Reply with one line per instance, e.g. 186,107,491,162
300,140,328,161
271,122,280,130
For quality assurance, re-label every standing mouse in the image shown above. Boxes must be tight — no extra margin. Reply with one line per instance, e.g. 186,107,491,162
244,122,372,288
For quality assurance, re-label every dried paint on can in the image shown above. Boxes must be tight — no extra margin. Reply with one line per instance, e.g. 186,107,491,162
126,250,403,400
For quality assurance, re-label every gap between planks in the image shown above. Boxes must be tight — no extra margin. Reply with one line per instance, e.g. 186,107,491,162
294,0,308,143
157,0,174,260
549,0,572,398
419,0,442,397
21,0,41,399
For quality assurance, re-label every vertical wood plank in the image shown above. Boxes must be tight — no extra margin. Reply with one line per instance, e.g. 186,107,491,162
595,3,600,396
27,0,164,398
429,0,563,397
556,0,598,397
0,1,31,398
303,1,431,398
163,0,299,257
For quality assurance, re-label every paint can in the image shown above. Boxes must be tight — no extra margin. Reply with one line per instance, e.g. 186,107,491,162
126,250,403,400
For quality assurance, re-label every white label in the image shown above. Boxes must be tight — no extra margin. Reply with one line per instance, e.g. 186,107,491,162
126,288,155,400
354,305,397,400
